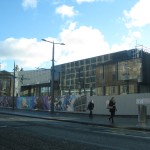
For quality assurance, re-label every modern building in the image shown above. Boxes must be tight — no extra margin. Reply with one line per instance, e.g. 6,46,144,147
14,48,150,97
59,48,150,96
17,69,51,96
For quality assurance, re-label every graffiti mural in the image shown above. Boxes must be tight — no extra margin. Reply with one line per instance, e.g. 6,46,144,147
16,96,49,110
16,97,34,109
0,96,13,107
0,95,87,112
55,95,87,112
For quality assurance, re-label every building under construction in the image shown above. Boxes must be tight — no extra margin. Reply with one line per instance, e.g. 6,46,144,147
1,47,150,97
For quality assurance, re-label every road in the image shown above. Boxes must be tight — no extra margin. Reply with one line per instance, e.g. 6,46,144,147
0,114,150,150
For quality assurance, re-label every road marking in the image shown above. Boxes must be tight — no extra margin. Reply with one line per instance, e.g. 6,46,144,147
93,129,150,140
0,126,7,128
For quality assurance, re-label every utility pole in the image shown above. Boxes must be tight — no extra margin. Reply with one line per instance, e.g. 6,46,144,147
12,61,15,110
42,39,65,113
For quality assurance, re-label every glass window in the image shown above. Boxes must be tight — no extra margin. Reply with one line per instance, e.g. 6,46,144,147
66,80,70,85
80,72,84,78
120,85,127,94
112,74,117,81
60,65,65,71
71,62,74,67
91,57,96,63
86,65,90,70
61,71,65,78
129,84,135,94
104,55,108,61
67,68,70,74
75,61,79,67
96,87,104,96
91,70,95,76
111,86,118,95
91,77,95,82
67,63,70,68
80,60,84,65
113,86,116,93
85,59,90,65
97,56,102,62
105,85,118,95
66,74,70,79
80,66,84,72
86,71,90,77
70,74,75,78
86,77,90,83
91,64,96,69
118,58,142,81
105,86,110,96
71,68,74,73
75,78,79,84
71,79,74,85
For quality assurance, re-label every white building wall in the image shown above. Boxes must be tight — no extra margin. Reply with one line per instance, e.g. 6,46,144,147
87,93,150,115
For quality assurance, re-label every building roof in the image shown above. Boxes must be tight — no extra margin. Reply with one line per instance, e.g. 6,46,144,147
0,70,13,77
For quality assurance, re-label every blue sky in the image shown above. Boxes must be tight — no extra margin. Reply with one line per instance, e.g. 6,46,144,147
0,0,150,72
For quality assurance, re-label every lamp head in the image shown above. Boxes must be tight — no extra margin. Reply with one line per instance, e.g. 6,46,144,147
60,43,65,45
42,39,47,42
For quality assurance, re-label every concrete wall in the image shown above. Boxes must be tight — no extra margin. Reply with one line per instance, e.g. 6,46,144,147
87,93,150,116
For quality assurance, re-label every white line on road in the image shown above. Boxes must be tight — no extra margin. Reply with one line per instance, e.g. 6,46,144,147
0,126,7,128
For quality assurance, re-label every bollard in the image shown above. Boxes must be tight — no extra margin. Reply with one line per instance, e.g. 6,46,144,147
138,105,147,123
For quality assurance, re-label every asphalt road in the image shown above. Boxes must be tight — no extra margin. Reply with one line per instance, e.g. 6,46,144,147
0,114,150,150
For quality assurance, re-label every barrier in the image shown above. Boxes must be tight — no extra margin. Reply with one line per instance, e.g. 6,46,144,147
136,98,150,123
136,98,150,105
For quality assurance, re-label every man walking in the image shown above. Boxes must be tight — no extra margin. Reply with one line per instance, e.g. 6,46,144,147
108,97,117,123
87,100,94,118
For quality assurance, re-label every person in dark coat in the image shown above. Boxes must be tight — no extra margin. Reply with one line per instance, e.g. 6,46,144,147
108,97,117,123
87,100,94,118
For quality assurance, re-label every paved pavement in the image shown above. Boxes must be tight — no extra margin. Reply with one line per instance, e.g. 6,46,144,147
0,107,150,131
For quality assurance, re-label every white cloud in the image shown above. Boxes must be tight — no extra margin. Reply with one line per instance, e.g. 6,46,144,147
76,0,96,4
123,0,150,28
22,0,38,9
58,23,110,64
58,23,143,65
0,23,142,71
0,38,53,69
111,31,142,52
0,61,7,71
75,0,113,4
56,5,78,18
0,23,111,70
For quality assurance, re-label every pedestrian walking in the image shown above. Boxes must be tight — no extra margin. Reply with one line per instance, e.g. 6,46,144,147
108,97,117,123
87,100,94,118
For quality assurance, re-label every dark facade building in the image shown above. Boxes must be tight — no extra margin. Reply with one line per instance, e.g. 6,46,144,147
0,70,13,96
58,48,150,96
17,48,150,97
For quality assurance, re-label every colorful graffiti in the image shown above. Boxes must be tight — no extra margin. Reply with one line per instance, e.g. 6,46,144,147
0,95,87,112
16,96,51,110
55,95,87,112
0,96,13,107
16,97,34,109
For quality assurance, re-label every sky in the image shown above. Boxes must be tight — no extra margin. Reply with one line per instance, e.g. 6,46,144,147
0,0,150,72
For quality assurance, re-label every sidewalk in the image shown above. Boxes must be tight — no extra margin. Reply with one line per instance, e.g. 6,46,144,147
0,108,150,131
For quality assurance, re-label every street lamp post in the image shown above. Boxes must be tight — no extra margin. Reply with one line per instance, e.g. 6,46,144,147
12,61,15,110
42,39,65,113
